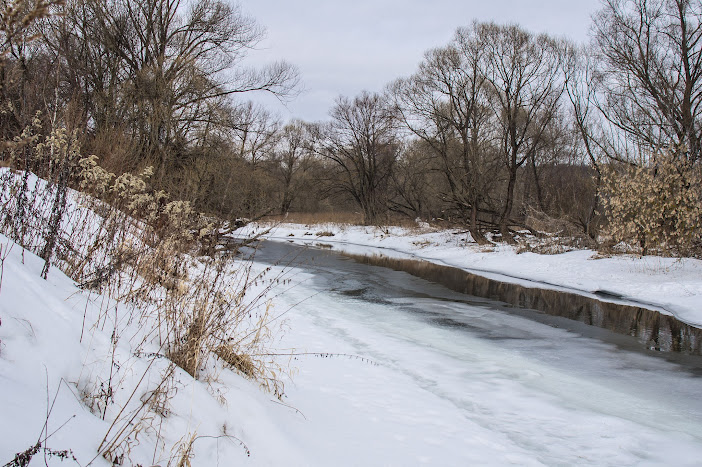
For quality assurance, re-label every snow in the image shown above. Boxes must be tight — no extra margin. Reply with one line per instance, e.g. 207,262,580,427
3,226,702,465
251,222,702,327
0,232,311,465
4,176,702,467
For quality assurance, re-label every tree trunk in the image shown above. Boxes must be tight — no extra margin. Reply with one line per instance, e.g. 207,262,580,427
469,203,488,245
499,167,517,241
530,153,545,212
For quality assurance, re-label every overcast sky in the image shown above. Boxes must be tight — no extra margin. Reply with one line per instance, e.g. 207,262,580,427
240,0,603,122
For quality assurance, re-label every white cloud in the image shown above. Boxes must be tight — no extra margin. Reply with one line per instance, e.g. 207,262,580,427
239,0,602,121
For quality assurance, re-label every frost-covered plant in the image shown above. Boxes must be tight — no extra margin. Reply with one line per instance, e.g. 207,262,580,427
601,147,702,256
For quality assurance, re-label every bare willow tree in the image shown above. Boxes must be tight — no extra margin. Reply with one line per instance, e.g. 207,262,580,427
593,0,702,165
315,91,400,225
391,24,498,241
45,0,298,176
477,22,564,238
213,101,280,218
231,101,280,167
387,138,441,220
562,43,626,237
270,119,312,214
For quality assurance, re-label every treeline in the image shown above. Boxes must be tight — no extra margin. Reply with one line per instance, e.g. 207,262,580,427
2,0,701,255
0,0,298,215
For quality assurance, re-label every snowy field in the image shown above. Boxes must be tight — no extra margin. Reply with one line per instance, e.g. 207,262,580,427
250,222,702,327
3,227,702,465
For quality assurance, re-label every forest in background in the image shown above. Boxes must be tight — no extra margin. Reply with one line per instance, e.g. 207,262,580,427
2,0,701,257
1,2,702,462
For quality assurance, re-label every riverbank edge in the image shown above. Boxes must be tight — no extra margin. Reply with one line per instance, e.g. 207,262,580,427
259,232,702,355
346,251,702,355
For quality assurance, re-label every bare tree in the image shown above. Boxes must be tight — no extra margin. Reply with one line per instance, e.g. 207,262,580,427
477,22,564,238
593,0,702,165
44,0,298,176
270,119,312,214
230,101,280,166
562,43,623,237
315,91,400,225
390,25,498,241
387,139,438,220
197,101,279,219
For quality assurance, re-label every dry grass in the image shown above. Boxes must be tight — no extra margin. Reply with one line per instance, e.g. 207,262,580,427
520,208,597,254
525,209,583,238
173,432,197,467
215,345,257,378
0,126,282,463
264,211,427,228
265,211,364,225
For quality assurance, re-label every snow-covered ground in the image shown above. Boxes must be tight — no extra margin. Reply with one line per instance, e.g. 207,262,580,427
0,234,288,465
4,232,702,466
250,222,702,327
4,198,702,466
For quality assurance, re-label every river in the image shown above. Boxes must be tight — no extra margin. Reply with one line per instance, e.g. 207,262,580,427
252,240,702,466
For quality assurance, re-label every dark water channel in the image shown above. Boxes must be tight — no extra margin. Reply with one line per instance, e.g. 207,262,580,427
254,240,702,376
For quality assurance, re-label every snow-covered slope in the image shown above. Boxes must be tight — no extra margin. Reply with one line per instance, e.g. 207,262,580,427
0,233,311,465
2,162,701,465
4,226,702,465
253,222,702,327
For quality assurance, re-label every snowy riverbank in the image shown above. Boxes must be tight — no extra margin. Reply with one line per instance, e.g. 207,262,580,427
250,222,702,328
4,229,702,465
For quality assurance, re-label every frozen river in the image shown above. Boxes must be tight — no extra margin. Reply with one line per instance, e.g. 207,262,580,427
254,241,702,466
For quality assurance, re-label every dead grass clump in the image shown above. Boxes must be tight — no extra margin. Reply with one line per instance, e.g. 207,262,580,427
173,432,198,467
516,234,596,255
169,320,207,378
411,239,432,248
215,345,257,378
265,211,435,229
521,208,597,254
525,208,587,238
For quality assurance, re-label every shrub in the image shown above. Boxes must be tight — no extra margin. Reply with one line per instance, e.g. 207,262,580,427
601,147,702,256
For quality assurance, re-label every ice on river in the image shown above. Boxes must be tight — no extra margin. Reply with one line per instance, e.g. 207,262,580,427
2,236,702,466
253,222,702,328
262,242,702,466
